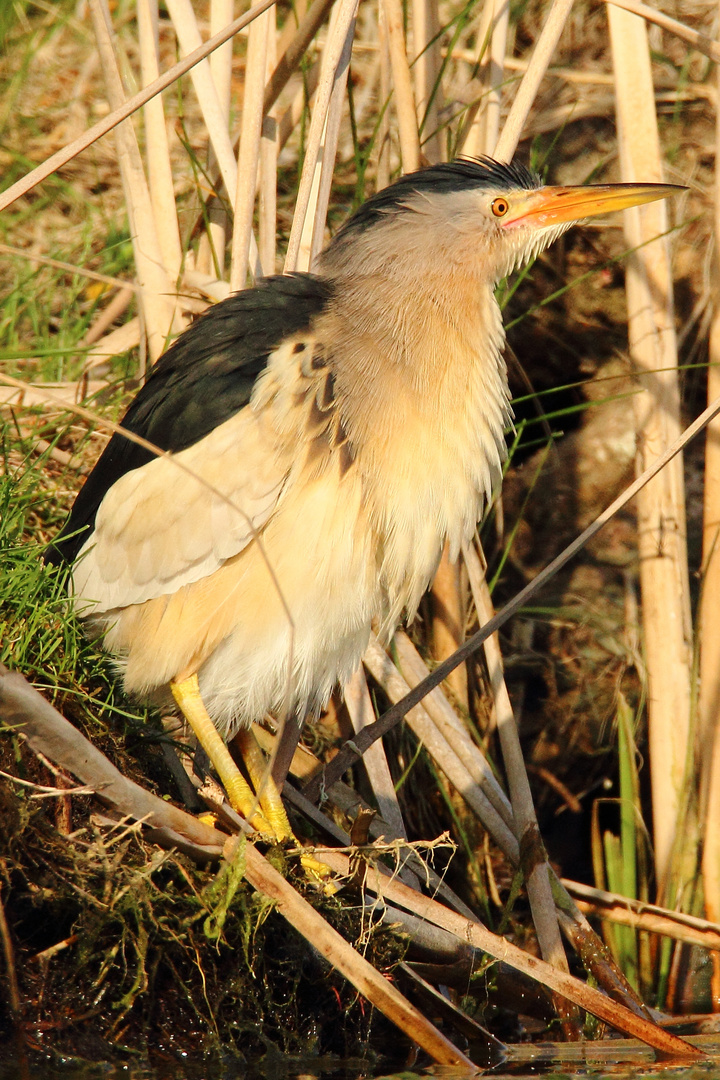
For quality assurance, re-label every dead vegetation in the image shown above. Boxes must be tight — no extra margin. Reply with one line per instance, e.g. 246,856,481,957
1,0,720,1074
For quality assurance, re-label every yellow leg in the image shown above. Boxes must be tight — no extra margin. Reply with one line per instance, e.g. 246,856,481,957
171,676,334,887
234,728,333,885
234,728,293,842
171,674,271,835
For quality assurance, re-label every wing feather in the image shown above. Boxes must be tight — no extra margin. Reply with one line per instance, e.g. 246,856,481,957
72,407,291,612
47,273,333,566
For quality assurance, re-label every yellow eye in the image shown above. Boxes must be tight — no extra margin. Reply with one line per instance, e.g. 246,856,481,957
491,197,509,217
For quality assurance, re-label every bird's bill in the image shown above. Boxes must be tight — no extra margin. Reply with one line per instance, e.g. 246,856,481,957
501,182,685,229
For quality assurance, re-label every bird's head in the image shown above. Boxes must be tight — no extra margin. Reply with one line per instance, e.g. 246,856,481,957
320,157,683,287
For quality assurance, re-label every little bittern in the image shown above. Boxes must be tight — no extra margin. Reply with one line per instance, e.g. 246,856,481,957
50,157,681,838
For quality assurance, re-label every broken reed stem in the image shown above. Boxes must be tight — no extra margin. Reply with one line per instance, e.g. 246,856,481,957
89,0,179,361
230,5,272,289
317,850,701,1058
0,667,472,1066
493,0,575,161
463,542,570,979
700,23,720,1007
608,4,692,896
284,0,359,271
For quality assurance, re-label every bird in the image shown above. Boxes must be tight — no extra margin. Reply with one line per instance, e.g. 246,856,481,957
49,156,680,841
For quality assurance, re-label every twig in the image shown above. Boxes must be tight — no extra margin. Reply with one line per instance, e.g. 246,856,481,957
0,890,21,1024
564,880,720,952
0,244,140,292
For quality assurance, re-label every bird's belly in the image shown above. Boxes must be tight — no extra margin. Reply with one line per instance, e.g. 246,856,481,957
101,467,377,739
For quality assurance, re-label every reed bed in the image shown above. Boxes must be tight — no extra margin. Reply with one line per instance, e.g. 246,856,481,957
0,0,718,1070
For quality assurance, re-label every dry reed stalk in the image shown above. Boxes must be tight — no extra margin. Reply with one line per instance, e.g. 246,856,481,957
700,32,720,1008
608,4,692,894
164,0,244,210
457,1,493,155
411,0,441,162
606,0,720,64
277,62,321,150
80,287,135,349
363,636,521,858
0,0,278,218
317,850,701,1056
429,548,469,712
254,727,477,917
381,0,420,173
376,2,392,189
284,0,359,272
565,880,720,952
81,317,141,374
258,27,279,275
137,0,183,281
0,383,107,409
462,0,510,158
205,0,235,278
262,0,336,114
89,0,180,362
343,666,408,840
493,0,576,162
0,244,140,293
183,268,232,301
307,5,356,265
230,6,272,288
483,0,510,157
240,841,475,1065
391,630,513,826
297,0,357,270
463,542,569,979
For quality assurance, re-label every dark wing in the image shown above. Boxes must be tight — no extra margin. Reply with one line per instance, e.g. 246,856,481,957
48,273,333,564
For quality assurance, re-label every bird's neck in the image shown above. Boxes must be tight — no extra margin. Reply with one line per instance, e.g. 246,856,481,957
330,264,508,420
